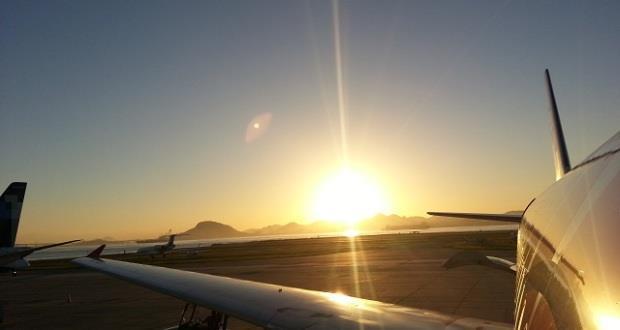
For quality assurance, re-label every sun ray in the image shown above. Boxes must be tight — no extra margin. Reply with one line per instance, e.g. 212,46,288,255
332,0,348,166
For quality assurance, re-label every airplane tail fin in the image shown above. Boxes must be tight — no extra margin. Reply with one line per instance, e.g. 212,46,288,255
426,71,571,220
167,234,176,246
545,69,571,180
0,182,27,248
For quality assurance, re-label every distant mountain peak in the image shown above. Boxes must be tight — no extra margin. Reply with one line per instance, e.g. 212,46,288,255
179,220,246,239
146,212,514,241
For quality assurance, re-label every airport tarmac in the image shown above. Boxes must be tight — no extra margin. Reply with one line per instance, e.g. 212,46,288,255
0,231,516,329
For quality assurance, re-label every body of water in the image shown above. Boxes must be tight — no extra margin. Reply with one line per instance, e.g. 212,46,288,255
26,224,518,261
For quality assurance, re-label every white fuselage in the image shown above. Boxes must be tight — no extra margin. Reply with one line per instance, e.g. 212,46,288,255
137,243,174,256
515,132,620,329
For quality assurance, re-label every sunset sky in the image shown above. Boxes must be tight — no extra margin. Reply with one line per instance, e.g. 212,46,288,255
1,1,619,242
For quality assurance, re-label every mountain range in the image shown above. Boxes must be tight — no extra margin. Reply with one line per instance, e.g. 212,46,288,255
144,212,517,241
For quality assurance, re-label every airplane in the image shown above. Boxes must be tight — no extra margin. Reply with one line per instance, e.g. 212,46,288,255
72,70,619,329
0,182,80,275
136,234,184,257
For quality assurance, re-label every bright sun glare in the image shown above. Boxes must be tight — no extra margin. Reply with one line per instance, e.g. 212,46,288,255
311,168,390,226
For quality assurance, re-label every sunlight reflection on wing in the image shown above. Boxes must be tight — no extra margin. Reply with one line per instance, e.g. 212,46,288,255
326,292,358,306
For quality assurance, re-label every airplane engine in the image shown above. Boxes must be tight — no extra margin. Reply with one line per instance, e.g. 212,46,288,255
5,258,30,270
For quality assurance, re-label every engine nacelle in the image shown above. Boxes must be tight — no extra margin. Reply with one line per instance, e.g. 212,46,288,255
5,258,30,270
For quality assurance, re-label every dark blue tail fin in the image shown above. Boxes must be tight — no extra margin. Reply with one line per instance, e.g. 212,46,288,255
0,182,27,248
167,234,176,247
545,69,571,181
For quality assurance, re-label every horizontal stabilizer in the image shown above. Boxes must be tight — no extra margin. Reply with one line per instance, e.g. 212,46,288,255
427,212,522,223
31,239,81,252
0,239,80,265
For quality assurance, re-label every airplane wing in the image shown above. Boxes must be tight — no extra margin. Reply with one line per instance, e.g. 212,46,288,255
0,239,80,265
73,248,512,330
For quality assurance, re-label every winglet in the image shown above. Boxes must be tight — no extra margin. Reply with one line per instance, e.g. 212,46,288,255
545,69,571,180
87,244,106,259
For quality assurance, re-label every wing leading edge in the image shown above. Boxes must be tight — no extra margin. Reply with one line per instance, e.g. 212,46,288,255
72,252,511,329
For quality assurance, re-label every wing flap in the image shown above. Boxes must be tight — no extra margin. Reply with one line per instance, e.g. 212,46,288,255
72,255,512,329
0,239,80,266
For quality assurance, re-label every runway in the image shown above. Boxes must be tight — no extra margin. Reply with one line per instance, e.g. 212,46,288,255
1,231,516,329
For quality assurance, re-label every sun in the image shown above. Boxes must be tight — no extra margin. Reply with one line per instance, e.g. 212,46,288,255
310,168,391,225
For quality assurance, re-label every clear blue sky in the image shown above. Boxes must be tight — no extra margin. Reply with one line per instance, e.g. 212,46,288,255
1,1,619,242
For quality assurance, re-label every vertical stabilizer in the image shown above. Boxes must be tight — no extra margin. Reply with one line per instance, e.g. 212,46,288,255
167,234,176,247
545,69,571,180
0,182,27,248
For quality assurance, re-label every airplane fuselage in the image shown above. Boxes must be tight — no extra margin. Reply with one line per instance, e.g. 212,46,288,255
516,132,620,329
137,244,174,256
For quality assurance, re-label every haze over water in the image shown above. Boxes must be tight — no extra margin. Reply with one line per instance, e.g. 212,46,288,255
27,224,518,261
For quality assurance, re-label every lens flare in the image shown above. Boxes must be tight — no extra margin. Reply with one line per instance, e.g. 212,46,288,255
245,112,272,143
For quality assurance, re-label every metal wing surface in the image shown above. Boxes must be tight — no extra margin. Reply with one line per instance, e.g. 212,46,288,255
73,255,512,330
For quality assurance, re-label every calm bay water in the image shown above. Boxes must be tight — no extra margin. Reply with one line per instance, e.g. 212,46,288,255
26,224,518,261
